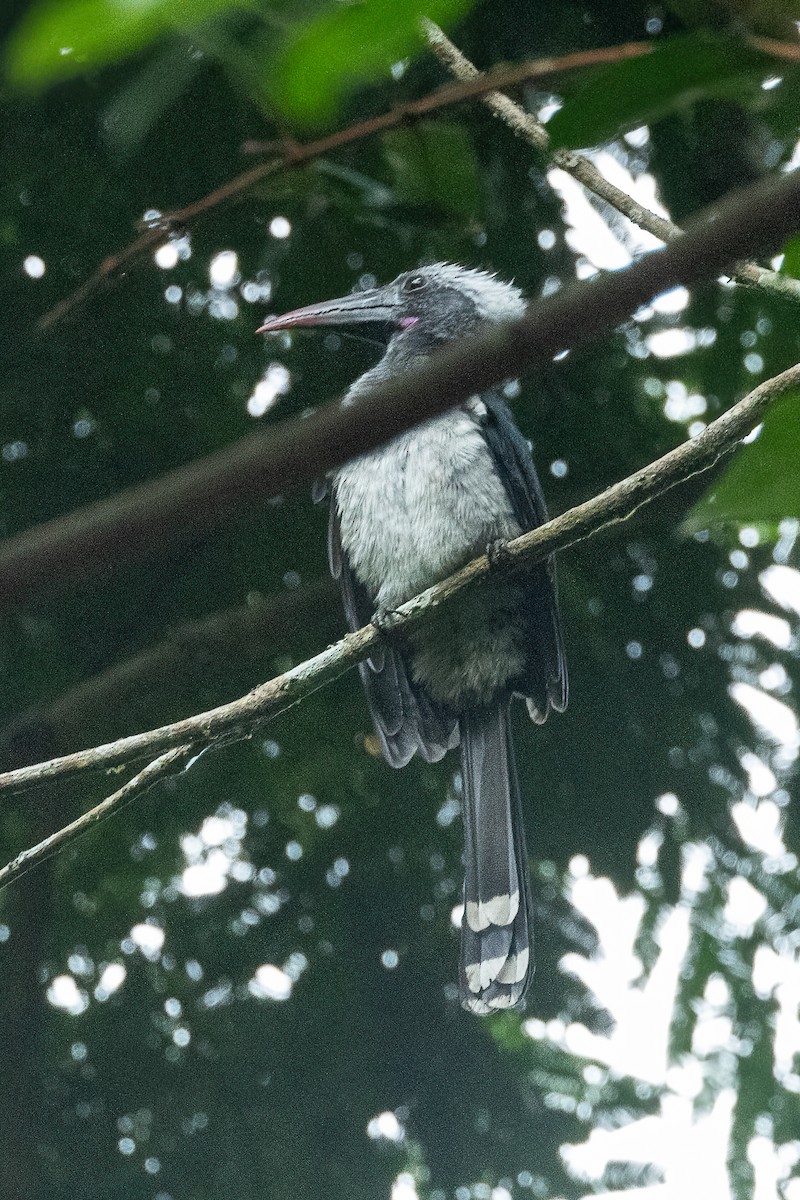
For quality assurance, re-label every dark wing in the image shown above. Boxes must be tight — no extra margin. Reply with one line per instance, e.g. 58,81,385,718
478,391,568,720
328,498,459,767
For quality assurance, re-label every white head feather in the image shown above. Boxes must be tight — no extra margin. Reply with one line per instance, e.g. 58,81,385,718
415,262,526,321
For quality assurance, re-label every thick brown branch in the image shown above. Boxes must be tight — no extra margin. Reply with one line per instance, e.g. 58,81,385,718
5,167,800,612
1,358,798,805
423,21,800,307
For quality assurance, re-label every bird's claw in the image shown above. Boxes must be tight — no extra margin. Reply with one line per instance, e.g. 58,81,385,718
486,538,512,569
371,604,402,633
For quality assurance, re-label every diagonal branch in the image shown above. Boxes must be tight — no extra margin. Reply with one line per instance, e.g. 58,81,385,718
423,20,800,307
750,35,800,61
3,167,800,612
38,30,800,332
1,358,798,811
36,41,654,332
0,745,196,889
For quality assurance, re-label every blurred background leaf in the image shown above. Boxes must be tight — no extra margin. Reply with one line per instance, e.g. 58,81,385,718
781,231,800,279
271,0,473,125
4,0,255,87
546,33,770,149
381,121,481,219
666,0,800,39
684,393,800,534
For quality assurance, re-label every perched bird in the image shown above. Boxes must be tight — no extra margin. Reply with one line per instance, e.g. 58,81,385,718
258,263,567,1013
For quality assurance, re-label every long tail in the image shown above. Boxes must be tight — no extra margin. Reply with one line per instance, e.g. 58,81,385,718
458,705,533,1014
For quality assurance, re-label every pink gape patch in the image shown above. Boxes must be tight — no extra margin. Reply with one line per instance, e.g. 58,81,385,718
399,316,419,328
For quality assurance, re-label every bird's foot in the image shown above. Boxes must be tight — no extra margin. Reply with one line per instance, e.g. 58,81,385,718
486,537,512,569
371,604,403,633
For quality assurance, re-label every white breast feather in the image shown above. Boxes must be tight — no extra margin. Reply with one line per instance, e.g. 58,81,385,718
334,411,521,609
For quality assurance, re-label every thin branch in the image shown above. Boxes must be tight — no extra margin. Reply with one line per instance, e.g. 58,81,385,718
4,167,800,612
38,32,800,330
240,41,658,154
36,43,652,332
1,358,798,803
0,745,195,889
423,20,800,307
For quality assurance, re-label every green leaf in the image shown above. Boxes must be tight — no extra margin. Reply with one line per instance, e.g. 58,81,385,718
273,0,474,126
684,392,800,533
547,33,771,150
101,41,201,155
780,231,800,279
4,0,250,88
382,121,481,219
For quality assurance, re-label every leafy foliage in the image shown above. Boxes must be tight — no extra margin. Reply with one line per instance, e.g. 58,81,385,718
547,33,771,149
4,0,252,86
686,393,800,534
272,0,474,124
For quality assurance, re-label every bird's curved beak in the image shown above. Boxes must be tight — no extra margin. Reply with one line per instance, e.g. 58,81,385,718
257,286,413,334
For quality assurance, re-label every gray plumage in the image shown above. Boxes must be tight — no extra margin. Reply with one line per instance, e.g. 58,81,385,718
259,263,567,1013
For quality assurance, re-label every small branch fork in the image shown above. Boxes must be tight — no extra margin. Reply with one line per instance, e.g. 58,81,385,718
1,360,798,889
422,21,800,307
0,746,195,889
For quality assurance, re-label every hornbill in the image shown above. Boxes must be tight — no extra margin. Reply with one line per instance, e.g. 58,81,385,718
258,263,567,1014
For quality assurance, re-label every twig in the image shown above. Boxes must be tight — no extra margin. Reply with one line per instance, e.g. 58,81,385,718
36,44,652,332
240,41,658,155
0,744,195,889
38,32,800,330
1,357,798,803
422,20,800,307
5,166,800,612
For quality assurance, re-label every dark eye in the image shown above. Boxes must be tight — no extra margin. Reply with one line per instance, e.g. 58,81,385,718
404,274,427,292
